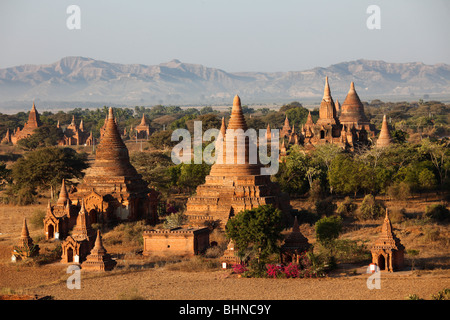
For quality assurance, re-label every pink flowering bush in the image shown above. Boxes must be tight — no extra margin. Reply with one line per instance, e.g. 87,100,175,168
283,263,300,278
232,263,248,274
266,264,284,278
263,252,326,279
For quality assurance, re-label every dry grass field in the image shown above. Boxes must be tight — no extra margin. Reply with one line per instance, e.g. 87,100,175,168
0,195,449,300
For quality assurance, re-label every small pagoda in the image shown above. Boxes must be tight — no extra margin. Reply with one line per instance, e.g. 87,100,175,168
12,218,39,262
135,114,150,139
280,216,310,264
43,179,79,240
61,200,96,264
81,230,117,271
10,102,42,144
370,209,405,272
376,115,392,148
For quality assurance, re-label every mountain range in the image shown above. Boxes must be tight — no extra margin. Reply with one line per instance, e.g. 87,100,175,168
0,56,449,112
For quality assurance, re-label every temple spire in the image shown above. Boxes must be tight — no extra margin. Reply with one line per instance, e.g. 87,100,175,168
376,114,392,148
57,179,69,206
227,95,247,130
323,76,332,101
21,218,30,238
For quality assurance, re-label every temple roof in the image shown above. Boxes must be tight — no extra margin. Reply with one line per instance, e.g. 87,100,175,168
372,209,404,251
24,102,42,130
281,216,310,250
90,107,138,177
227,95,248,131
339,82,369,125
21,218,30,238
209,95,262,176
57,179,69,206
317,76,337,125
376,115,392,148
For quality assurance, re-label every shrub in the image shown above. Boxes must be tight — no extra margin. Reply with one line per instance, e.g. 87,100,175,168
29,209,46,228
357,194,385,220
336,196,357,217
163,212,188,229
266,252,326,279
232,263,248,274
387,181,411,201
314,196,336,217
431,288,450,300
405,294,423,300
389,207,406,224
315,215,343,246
266,264,285,279
425,203,449,223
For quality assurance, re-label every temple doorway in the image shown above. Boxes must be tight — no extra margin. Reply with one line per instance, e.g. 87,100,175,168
88,209,98,224
378,254,386,271
47,225,54,239
67,248,74,263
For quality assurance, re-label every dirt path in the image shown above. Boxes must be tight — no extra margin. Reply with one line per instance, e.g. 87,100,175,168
10,265,448,300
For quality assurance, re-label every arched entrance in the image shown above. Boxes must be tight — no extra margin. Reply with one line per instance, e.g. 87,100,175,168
67,247,74,263
88,209,98,224
47,224,54,239
377,254,386,271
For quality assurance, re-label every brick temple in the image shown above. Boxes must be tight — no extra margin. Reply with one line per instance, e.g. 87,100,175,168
43,179,79,240
281,78,378,152
71,107,159,225
184,95,291,229
3,102,42,145
370,209,405,272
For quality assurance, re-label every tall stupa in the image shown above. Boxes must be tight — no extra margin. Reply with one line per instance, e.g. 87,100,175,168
184,95,291,229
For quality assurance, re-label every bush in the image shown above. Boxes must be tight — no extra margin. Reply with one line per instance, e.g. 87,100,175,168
265,253,326,279
425,203,449,223
389,207,407,224
315,215,343,246
336,196,357,217
357,194,385,220
163,212,188,229
431,288,450,300
387,182,411,201
30,209,46,228
314,196,336,217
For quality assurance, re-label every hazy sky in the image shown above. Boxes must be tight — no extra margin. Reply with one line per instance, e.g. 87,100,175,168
0,0,449,72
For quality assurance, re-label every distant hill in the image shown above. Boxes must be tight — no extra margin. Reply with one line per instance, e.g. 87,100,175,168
1,56,449,112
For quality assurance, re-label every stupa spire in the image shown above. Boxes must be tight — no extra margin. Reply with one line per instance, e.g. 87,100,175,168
323,76,332,101
339,81,369,125
376,114,392,148
227,95,247,130
21,218,30,238
57,179,69,206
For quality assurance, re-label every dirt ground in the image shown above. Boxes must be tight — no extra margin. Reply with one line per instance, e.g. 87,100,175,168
1,262,449,300
0,198,449,300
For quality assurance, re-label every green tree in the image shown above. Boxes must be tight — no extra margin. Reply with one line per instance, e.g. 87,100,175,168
177,162,211,194
419,138,449,187
148,129,176,149
130,151,174,197
315,215,343,247
17,125,64,150
328,154,362,196
10,147,88,202
273,145,310,196
225,205,284,263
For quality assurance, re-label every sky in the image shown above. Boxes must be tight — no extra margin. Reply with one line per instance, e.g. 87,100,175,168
0,0,449,72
